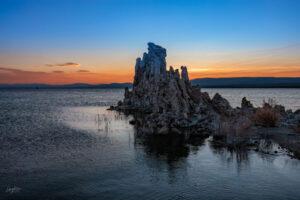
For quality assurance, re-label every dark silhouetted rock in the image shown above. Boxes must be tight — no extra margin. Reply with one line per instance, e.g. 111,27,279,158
241,97,253,109
212,93,232,116
114,42,217,134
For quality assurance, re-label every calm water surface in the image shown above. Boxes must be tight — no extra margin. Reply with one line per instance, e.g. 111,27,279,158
0,88,300,200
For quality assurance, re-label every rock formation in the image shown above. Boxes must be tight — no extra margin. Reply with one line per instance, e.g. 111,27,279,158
114,42,217,135
124,42,202,115
112,42,300,136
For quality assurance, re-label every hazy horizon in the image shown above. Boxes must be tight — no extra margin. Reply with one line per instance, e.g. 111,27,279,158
0,76,299,86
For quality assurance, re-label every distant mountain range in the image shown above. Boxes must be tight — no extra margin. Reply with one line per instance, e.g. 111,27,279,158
190,77,300,88
1,77,300,89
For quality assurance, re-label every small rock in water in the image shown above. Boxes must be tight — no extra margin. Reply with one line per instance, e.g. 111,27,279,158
241,97,253,109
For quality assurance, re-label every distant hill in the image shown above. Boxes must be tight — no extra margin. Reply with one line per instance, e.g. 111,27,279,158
191,77,300,88
1,77,300,89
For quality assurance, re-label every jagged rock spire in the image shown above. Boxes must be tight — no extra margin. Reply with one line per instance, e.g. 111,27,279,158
135,42,167,81
124,42,205,116
114,43,235,134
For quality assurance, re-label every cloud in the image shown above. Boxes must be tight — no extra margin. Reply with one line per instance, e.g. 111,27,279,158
52,70,64,73
0,67,51,84
45,62,80,67
77,70,90,73
0,67,132,84
0,67,46,75
57,62,80,67
45,64,56,67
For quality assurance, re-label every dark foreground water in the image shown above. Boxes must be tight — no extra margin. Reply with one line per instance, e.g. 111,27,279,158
0,88,300,200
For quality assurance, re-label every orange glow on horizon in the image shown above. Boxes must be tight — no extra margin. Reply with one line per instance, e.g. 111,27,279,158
1,43,299,84
188,68,300,79
0,67,133,84
0,65,299,85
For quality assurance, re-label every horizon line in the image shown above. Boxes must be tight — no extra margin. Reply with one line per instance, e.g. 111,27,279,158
1,76,300,85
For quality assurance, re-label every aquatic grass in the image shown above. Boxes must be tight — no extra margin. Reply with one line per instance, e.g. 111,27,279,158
215,116,254,148
218,116,253,136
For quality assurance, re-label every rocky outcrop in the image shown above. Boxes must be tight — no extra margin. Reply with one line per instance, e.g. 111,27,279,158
212,93,232,116
112,42,300,136
113,43,217,134
240,97,255,115
241,97,253,110
117,43,210,116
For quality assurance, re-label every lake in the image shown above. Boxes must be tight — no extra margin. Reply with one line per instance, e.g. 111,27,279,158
1,88,300,200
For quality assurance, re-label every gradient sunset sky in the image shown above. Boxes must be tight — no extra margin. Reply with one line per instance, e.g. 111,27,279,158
0,0,299,84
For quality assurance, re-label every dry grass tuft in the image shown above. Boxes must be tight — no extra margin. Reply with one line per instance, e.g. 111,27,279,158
251,107,280,127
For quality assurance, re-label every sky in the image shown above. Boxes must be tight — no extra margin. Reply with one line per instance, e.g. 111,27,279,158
0,0,299,84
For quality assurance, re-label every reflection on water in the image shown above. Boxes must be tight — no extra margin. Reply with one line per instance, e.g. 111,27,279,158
1,89,300,199
136,135,192,161
210,140,250,166
62,106,300,176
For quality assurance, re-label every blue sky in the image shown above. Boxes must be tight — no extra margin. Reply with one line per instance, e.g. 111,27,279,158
0,0,299,83
1,0,299,49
